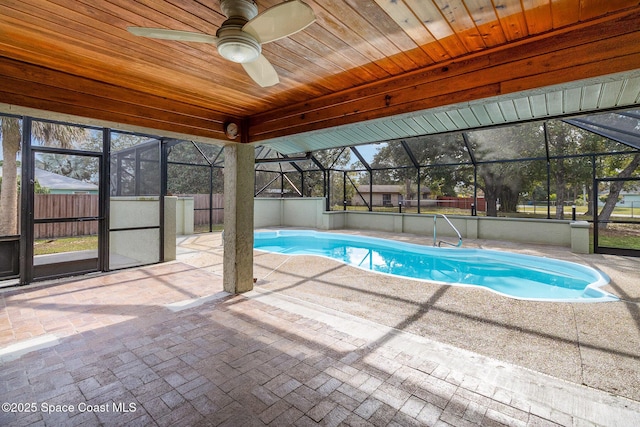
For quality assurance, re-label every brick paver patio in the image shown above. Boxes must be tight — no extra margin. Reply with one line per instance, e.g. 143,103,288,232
1,261,639,426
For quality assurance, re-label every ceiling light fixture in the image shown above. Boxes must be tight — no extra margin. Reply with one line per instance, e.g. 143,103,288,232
216,33,261,63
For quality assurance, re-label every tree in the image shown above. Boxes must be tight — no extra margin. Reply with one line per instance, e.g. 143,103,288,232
167,141,224,194
369,135,470,199
37,129,107,186
476,164,505,217
545,121,597,219
476,162,525,216
303,148,351,200
469,123,545,216
369,142,412,186
591,113,640,224
562,111,640,221
0,118,86,235
408,134,471,198
0,118,21,235
598,153,640,226
109,133,161,196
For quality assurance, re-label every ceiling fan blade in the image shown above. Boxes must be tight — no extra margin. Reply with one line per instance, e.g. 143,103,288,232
243,0,316,44
242,55,279,87
127,27,217,43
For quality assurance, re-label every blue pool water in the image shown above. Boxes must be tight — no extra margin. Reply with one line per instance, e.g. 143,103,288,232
254,230,616,302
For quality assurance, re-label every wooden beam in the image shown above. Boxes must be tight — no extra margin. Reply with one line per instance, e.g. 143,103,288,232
0,58,240,141
249,8,640,142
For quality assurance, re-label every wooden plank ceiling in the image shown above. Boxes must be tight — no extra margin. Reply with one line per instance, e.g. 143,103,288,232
1,0,640,149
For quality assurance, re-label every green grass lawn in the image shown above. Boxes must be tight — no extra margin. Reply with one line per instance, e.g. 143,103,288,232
593,223,640,251
34,225,225,256
596,235,640,250
34,235,98,255
194,223,224,233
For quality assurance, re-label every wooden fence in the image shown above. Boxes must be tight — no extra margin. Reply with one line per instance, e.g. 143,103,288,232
437,196,487,211
34,194,99,239
178,194,224,226
32,194,225,239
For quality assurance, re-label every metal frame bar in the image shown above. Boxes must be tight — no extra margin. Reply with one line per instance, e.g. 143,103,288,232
19,117,34,285
565,118,640,150
593,176,640,257
100,128,110,271
282,173,302,196
461,133,477,215
166,141,222,232
345,172,369,210
160,140,168,262
544,122,552,219
255,173,280,196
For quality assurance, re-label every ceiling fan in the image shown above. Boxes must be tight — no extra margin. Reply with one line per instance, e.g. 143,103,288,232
127,0,316,87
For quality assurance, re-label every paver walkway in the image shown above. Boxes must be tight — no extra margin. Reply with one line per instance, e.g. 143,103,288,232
1,262,639,426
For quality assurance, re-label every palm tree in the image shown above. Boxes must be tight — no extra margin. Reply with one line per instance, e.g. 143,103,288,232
0,117,86,235
0,117,21,235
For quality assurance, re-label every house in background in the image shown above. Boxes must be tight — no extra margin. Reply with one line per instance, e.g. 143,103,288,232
0,167,99,195
352,185,404,207
35,168,99,194
619,191,640,208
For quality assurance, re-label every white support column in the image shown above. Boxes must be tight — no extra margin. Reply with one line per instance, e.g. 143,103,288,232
223,143,255,293
570,221,590,254
164,196,177,261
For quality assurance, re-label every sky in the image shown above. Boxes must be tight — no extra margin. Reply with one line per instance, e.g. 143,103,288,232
347,143,382,167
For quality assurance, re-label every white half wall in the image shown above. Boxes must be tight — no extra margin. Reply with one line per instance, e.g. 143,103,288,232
110,197,161,266
254,198,590,253
254,198,326,229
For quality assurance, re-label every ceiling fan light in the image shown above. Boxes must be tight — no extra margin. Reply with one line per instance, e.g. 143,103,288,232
216,35,261,63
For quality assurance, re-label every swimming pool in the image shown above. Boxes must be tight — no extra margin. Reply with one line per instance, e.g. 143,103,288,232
254,230,617,302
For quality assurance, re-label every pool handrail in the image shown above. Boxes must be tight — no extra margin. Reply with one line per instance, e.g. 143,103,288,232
433,214,463,247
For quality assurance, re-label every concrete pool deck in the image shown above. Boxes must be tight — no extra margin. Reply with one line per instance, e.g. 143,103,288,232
185,230,640,400
0,229,638,425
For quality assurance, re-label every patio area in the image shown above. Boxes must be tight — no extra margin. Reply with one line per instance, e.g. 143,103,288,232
1,231,639,426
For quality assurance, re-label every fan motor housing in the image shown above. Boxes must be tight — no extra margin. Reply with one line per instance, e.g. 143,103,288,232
216,1,261,64
216,23,261,63
220,0,258,20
